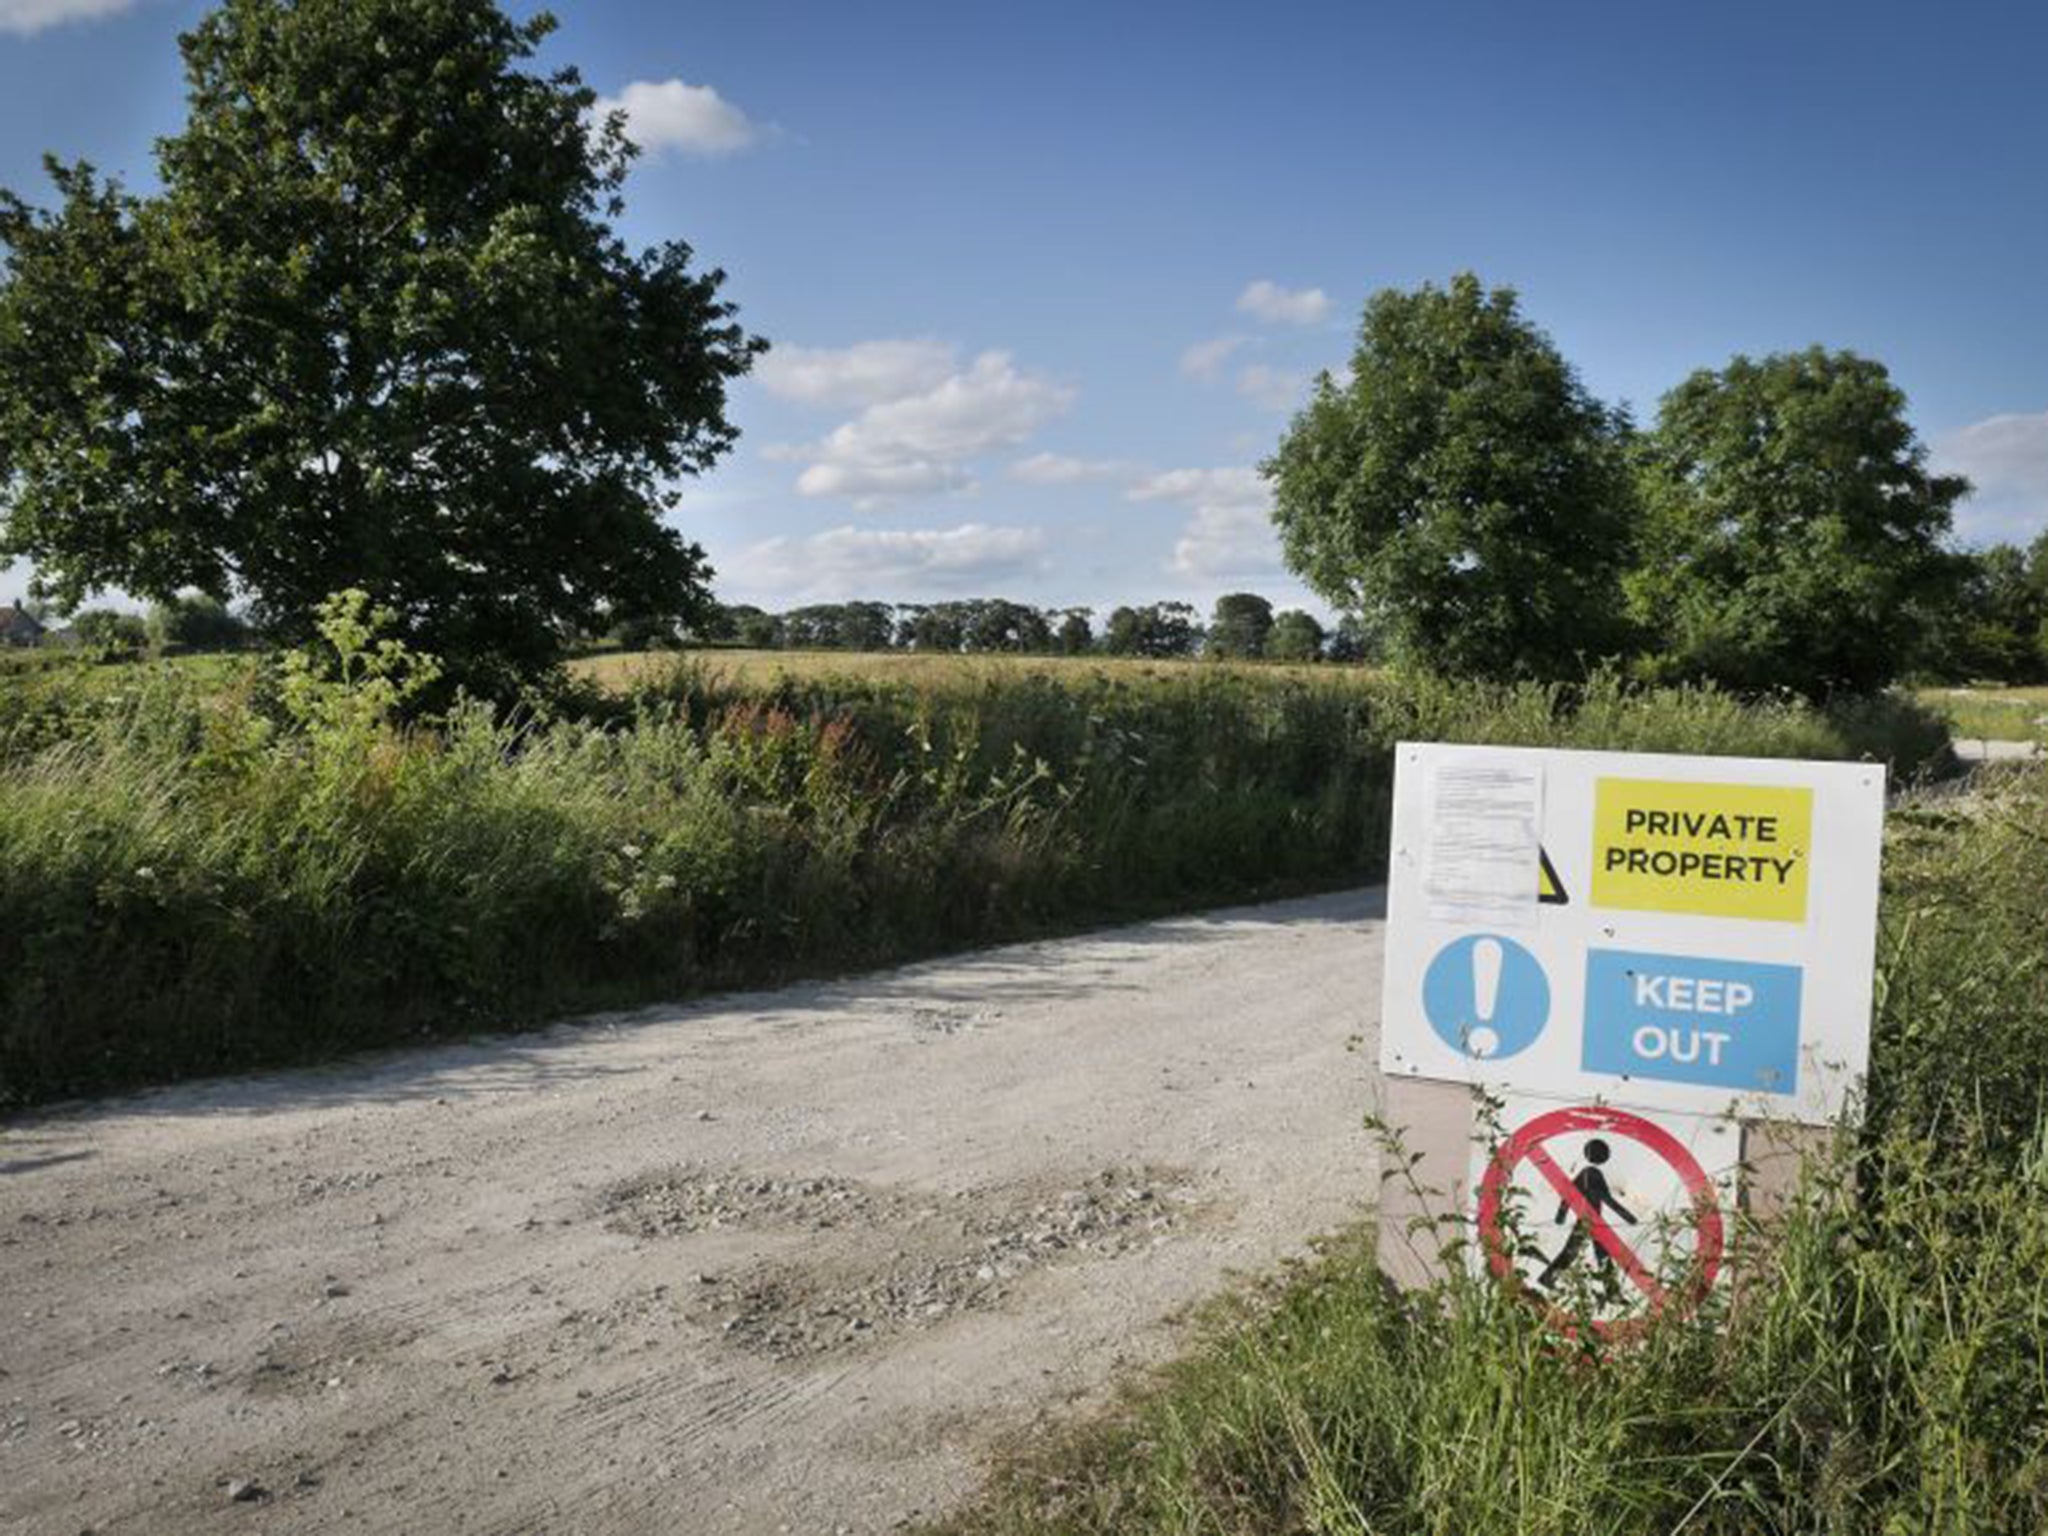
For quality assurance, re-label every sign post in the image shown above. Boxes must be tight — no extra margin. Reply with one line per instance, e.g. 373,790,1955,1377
1375,743,1885,1328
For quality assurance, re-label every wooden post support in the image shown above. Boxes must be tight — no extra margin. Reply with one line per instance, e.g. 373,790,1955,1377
1740,1118,1835,1228
1374,1074,1478,1290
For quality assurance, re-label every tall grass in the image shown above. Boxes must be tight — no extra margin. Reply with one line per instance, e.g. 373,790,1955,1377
934,765,2048,1536
0,612,1954,1105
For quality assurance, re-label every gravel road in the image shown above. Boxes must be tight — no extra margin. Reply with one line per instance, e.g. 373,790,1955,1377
1,887,1386,1535
1952,737,2042,762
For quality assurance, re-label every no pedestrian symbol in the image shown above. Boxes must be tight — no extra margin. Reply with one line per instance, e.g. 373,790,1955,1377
1475,1104,1725,1335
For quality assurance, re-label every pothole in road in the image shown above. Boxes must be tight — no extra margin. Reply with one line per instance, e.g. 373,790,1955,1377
644,1164,1207,1361
603,1170,912,1238
906,1004,1001,1036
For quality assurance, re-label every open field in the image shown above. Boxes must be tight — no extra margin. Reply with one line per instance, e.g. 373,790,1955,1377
568,646,1338,692
12,641,2046,744
582,647,2048,761
591,654,2048,752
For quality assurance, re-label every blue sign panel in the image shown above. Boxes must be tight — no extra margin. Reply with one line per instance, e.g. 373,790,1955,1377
1422,934,1550,1060
1582,949,1803,1095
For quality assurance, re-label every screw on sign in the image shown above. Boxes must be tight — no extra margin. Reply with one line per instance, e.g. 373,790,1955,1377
1476,1105,1725,1340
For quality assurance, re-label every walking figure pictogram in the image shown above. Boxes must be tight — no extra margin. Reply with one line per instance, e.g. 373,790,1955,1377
1537,1138,1636,1288
1478,1105,1727,1339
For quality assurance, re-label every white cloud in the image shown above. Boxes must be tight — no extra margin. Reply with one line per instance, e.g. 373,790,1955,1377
1179,334,1248,382
1236,363,1305,412
1934,408,2048,545
1008,452,1133,485
793,350,1073,506
795,460,971,501
755,339,956,409
595,79,759,158
0,0,135,33
1127,467,1270,509
722,523,1050,603
1236,279,1331,326
1127,467,1285,579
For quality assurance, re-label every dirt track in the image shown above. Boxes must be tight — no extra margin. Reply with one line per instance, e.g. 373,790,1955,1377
1,888,1386,1535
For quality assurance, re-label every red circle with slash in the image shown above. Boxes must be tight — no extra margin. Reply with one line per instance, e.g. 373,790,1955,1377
1475,1104,1725,1339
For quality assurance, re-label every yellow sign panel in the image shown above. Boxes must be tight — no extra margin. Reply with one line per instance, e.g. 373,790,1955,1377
1590,779,1813,922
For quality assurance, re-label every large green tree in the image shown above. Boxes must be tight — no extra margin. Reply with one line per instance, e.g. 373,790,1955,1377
1263,274,1636,681
1206,592,1274,659
1054,608,1093,655
1628,349,1967,697
1103,601,1200,658
0,0,761,697
1265,609,1325,662
963,598,1052,653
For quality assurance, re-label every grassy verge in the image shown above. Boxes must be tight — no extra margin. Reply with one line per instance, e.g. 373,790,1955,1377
930,764,2048,1536
0,613,1954,1105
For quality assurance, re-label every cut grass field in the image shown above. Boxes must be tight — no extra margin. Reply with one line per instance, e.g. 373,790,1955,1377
568,645,1339,692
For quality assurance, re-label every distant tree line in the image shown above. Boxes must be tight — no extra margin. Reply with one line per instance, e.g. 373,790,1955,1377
610,594,1377,663
16,591,252,661
1916,534,2048,683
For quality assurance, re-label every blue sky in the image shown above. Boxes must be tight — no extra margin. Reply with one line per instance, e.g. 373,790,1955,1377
3,0,2045,617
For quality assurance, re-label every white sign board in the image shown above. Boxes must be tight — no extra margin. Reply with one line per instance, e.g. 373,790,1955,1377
1381,743,1885,1125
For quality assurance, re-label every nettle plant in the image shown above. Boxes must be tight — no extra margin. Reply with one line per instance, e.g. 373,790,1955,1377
278,589,445,746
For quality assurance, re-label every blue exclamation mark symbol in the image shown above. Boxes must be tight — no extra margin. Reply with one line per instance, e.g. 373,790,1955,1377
1467,937,1503,1058
1422,934,1550,1060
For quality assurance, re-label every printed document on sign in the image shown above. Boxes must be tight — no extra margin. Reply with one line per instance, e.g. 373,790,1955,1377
1425,761,1542,929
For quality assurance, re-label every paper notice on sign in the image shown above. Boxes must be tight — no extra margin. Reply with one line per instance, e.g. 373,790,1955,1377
1424,763,1542,928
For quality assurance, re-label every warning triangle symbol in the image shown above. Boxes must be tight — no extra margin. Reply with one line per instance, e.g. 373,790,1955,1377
1538,845,1568,906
